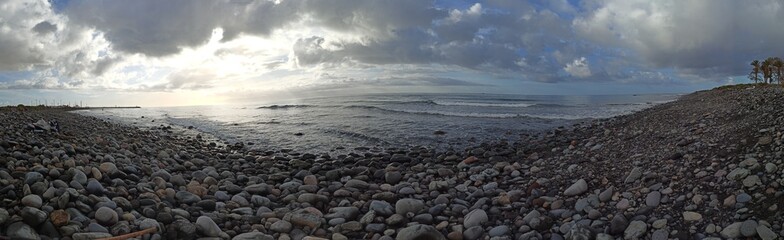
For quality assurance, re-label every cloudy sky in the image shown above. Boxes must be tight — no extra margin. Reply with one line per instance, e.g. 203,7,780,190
0,0,782,106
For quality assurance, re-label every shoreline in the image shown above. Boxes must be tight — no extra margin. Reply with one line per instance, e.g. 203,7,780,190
1,85,781,239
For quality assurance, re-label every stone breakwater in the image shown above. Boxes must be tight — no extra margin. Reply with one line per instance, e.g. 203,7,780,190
1,85,784,240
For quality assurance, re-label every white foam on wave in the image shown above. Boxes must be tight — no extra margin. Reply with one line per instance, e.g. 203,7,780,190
432,101,535,107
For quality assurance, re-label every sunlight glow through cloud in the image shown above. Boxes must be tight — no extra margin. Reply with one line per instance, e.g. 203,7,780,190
0,0,783,106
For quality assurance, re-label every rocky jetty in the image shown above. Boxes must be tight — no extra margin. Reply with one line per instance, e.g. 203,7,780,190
1,85,784,239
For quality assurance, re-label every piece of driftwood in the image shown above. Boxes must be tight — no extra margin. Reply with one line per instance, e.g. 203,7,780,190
96,227,157,240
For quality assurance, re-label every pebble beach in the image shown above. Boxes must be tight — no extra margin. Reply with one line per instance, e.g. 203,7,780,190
1,84,783,240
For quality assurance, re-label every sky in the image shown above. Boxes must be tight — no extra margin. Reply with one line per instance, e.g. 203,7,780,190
0,0,782,106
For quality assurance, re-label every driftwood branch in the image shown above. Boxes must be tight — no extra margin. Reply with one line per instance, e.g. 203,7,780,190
96,227,157,240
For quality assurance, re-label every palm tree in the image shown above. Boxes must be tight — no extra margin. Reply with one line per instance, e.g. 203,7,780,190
773,57,784,84
749,60,762,83
762,58,775,83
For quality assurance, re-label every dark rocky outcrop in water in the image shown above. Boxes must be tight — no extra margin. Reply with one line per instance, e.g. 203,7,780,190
0,85,783,239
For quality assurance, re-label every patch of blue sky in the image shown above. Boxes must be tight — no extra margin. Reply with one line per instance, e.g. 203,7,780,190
48,0,69,13
0,71,36,83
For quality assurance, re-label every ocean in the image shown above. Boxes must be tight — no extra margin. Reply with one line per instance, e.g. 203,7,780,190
76,93,679,153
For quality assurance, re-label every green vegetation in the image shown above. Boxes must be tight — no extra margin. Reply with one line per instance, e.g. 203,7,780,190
749,57,784,83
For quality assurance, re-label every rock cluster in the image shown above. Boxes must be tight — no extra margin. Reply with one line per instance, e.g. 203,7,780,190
1,85,784,239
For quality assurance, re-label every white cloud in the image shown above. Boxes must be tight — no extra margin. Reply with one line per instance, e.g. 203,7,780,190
2,0,784,99
573,0,784,76
564,57,592,78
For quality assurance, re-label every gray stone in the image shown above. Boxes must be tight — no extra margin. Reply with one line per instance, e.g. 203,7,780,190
740,220,758,237
175,191,201,204
651,229,668,240
0,208,8,225
565,224,592,240
87,222,109,233
488,225,510,237
270,220,293,233
95,207,118,226
99,162,118,175
726,168,750,181
757,225,777,240
72,232,113,240
326,207,360,219
396,198,425,215
370,200,395,216
244,183,271,194
765,163,778,173
564,179,588,196
139,218,160,231
463,226,484,240
574,198,590,212
682,211,702,222
385,171,402,184
7,222,39,240
609,214,628,235
366,223,386,232
599,187,613,202
297,193,327,204
396,224,445,240
736,193,752,203
623,220,647,239
338,221,362,233
20,207,47,226
24,172,44,185
86,179,105,194
289,209,322,229
624,167,642,183
232,232,274,240
345,179,369,189
464,209,488,228
743,175,761,187
652,219,667,229
720,222,742,239
645,191,661,207
21,195,42,208
523,210,540,224
196,216,224,237
73,170,87,185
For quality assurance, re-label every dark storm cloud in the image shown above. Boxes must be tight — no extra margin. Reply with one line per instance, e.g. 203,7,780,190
32,21,58,34
4,0,784,91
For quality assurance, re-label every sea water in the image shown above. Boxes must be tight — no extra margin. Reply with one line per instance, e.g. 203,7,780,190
76,93,679,152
